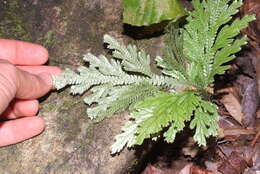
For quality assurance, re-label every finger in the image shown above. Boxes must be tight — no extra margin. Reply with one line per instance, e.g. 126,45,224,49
17,66,61,90
0,63,52,114
0,117,45,147
0,39,48,65
16,70,52,99
17,66,62,75
2,99,39,119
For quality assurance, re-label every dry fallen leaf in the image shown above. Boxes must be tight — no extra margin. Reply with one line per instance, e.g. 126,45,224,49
219,90,244,124
222,127,255,137
218,151,248,174
236,75,259,127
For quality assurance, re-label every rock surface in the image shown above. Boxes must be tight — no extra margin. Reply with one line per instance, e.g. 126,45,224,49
0,0,145,173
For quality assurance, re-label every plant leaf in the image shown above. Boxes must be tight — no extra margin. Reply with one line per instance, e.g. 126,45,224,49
104,34,153,77
86,83,161,121
112,91,219,154
123,0,186,26
190,100,219,146
182,0,255,88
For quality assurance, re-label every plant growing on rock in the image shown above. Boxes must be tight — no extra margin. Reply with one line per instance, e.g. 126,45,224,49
52,0,255,154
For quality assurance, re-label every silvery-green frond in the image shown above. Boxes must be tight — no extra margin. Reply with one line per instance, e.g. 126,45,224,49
83,53,126,76
104,34,153,77
84,83,161,121
52,69,82,91
53,35,183,121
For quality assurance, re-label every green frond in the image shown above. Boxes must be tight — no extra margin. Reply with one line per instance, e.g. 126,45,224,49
156,57,187,81
212,36,248,76
182,0,255,87
111,91,219,154
161,23,186,73
104,34,153,77
210,15,255,78
53,0,253,155
53,51,182,97
111,121,139,154
52,69,82,90
84,53,126,76
190,100,219,146
86,83,161,121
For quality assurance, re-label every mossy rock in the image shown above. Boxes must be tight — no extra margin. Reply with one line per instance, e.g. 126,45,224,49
0,0,164,173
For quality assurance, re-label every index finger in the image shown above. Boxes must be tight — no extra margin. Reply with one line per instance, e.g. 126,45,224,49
0,39,48,65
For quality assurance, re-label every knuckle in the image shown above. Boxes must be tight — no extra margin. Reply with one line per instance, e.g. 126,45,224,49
0,61,18,77
0,61,18,98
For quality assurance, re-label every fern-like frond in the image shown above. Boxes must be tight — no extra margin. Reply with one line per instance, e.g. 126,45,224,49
53,0,254,156
133,92,195,145
84,53,126,76
210,15,255,77
182,0,255,87
53,35,185,121
156,56,188,83
161,23,186,73
53,69,81,90
155,22,191,87
111,120,139,154
104,34,153,77
53,53,182,95
112,92,218,153
85,83,161,121
111,91,218,154
190,101,218,146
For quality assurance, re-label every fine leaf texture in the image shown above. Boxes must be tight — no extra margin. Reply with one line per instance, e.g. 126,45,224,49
156,22,189,85
111,91,218,154
159,0,255,91
53,35,185,121
111,0,254,153
53,0,254,155
85,83,161,121
182,0,255,88
123,0,186,26
104,34,153,77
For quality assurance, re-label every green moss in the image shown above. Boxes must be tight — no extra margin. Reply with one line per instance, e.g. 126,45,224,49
0,0,32,41
38,30,58,49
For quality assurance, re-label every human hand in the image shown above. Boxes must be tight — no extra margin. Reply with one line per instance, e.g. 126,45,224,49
0,39,61,147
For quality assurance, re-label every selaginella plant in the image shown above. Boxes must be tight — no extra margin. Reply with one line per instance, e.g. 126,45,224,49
53,0,255,154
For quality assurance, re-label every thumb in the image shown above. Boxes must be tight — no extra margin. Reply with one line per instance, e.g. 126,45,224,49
16,70,52,99
0,62,52,114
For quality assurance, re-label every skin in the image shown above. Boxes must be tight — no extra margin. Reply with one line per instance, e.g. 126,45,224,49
0,39,61,147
